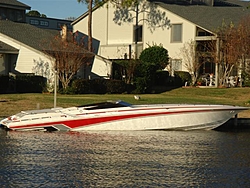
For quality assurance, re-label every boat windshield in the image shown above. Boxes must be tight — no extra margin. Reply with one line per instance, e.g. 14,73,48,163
78,100,132,110
14,112,26,118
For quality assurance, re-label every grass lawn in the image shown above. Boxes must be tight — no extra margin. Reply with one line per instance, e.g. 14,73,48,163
0,87,250,118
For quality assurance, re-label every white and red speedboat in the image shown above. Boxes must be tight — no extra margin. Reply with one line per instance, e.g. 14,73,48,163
0,100,248,131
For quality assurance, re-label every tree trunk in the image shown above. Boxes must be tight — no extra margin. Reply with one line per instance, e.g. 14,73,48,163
88,0,93,52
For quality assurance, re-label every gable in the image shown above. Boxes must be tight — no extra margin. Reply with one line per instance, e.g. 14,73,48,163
0,20,58,52
0,41,18,53
73,0,250,34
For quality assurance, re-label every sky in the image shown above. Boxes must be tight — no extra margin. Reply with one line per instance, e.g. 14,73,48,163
20,0,88,19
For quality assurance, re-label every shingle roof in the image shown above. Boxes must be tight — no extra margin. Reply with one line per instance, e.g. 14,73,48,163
0,0,30,10
0,41,18,52
0,20,59,51
156,0,250,32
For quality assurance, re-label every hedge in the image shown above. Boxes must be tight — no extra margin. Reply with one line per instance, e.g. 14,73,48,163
71,79,127,94
0,74,47,93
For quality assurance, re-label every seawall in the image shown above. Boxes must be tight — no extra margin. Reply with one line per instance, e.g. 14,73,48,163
217,118,250,130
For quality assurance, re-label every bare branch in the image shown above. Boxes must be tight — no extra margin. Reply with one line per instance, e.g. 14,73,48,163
41,25,94,89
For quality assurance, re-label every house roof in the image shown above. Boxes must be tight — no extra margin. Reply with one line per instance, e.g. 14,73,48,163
72,0,250,33
156,0,250,32
0,20,58,52
0,41,18,53
0,0,31,10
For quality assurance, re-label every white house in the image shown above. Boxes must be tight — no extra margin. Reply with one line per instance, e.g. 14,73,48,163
1,0,249,90
72,0,250,76
0,0,112,92
0,20,59,85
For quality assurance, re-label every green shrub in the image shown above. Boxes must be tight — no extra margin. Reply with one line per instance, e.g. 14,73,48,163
155,71,170,86
16,75,46,93
92,79,108,94
133,77,148,94
72,79,127,94
174,71,191,86
139,45,169,70
106,80,127,94
71,79,94,94
0,75,9,93
242,71,250,87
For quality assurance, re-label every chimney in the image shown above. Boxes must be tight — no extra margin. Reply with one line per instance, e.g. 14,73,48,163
61,24,67,41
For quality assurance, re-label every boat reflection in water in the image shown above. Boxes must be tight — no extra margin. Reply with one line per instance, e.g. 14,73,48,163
0,100,248,131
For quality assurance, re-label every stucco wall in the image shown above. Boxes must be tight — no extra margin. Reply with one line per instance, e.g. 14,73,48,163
73,1,198,72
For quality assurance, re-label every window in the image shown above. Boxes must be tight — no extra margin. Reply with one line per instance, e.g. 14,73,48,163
30,19,39,25
7,9,15,21
171,24,182,43
40,21,49,26
0,8,7,20
134,25,143,42
16,11,24,22
171,59,182,71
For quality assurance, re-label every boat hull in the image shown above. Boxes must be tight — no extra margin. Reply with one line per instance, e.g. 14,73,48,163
71,108,242,131
0,102,247,131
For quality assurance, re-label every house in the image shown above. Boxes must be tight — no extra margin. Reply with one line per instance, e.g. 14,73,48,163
0,0,30,22
72,0,250,84
0,20,54,79
0,0,54,79
0,0,112,91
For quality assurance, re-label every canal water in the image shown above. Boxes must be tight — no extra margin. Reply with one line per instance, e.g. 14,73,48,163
0,129,250,187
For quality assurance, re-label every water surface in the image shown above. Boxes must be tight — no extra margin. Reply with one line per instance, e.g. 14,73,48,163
0,129,250,187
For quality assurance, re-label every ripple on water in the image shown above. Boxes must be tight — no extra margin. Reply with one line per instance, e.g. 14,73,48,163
0,129,250,187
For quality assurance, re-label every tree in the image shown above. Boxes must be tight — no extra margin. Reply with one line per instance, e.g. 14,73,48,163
179,40,202,86
114,59,139,84
112,0,170,32
42,25,94,90
77,0,170,54
214,21,247,86
112,0,170,58
26,10,47,18
139,44,169,70
205,16,250,87
218,23,239,86
136,44,169,92
77,0,104,52
235,15,250,80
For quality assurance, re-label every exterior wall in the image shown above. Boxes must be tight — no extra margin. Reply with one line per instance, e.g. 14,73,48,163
143,6,196,63
0,33,54,82
91,55,112,78
73,1,198,72
73,6,108,50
